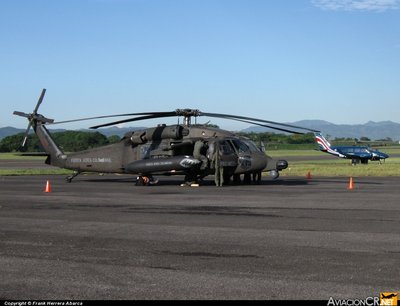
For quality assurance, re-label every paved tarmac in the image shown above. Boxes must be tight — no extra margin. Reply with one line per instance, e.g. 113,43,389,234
0,174,399,300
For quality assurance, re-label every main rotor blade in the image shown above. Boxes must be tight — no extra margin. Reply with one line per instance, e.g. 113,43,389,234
51,111,177,125
48,107,319,134
90,112,178,129
229,118,306,134
200,112,320,133
33,88,46,114
13,111,31,118
21,121,32,148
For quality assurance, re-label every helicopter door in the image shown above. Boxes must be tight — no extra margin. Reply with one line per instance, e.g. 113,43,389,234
230,139,252,172
218,140,238,168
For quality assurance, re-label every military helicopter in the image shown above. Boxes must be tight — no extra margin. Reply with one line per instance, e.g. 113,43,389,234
13,89,319,186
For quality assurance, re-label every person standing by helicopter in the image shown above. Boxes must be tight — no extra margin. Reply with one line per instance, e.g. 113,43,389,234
193,139,208,171
210,140,224,186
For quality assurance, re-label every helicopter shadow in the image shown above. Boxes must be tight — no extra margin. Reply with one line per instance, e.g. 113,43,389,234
78,175,310,187
76,173,384,187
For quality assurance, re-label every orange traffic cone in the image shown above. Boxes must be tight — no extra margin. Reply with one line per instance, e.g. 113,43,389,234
44,180,52,193
348,177,354,190
306,171,312,179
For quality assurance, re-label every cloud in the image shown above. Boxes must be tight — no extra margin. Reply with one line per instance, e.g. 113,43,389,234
311,0,400,12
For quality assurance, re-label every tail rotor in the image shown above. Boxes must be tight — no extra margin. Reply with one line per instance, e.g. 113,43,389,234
13,89,54,149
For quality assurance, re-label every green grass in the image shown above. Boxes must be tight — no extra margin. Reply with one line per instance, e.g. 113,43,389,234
0,168,74,176
267,145,398,157
266,146,400,177
0,152,46,160
267,149,325,157
0,152,70,176
280,158,400,177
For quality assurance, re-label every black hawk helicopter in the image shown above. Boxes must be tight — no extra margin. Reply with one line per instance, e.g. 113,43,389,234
14,89,319,186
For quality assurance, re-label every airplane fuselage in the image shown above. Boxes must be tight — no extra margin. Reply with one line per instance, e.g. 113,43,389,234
329,146,388,161
315,132,389,164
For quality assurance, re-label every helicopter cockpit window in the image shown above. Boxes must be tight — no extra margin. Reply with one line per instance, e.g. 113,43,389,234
242,139,262,152
219,140,235,155
231,139,250,153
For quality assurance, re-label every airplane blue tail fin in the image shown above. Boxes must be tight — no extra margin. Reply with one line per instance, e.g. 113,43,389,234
314,132,332,152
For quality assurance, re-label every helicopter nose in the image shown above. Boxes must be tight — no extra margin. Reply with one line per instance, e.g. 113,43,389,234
250,153,267,170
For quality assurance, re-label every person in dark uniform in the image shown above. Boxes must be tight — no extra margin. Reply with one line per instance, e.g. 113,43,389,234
252,171,262,184
211,141,224,186
193,139,208,171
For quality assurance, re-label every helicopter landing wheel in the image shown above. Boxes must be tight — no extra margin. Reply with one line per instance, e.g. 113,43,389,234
135,176,144,186
66,171,80,183
135,176,150,186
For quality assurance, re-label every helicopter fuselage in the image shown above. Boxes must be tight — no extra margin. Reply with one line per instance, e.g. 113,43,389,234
41,123,286,181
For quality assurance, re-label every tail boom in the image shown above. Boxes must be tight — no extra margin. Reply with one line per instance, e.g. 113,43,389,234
34,123,67,168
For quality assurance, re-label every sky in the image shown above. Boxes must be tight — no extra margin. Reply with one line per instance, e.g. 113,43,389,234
1,0,400,131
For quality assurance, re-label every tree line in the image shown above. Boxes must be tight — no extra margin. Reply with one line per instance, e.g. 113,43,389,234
238,132,315,144
0,131,120,152
0,130,317,153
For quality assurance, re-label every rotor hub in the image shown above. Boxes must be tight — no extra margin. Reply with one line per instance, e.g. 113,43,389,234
175,109,201,126
175,109,201,117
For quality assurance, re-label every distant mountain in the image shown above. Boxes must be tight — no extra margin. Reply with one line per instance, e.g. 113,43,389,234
0,126,67,139
0,127,25,139
241,120,400,141
93,126,146,138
